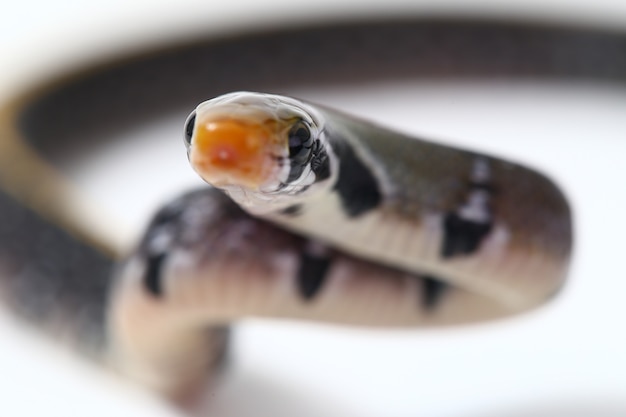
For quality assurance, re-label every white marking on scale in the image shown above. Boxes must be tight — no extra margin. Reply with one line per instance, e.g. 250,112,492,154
146,229,173,254
458,189,491,223
457,157,493,223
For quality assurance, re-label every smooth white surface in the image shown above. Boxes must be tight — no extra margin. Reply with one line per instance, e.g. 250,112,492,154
1,1,626,417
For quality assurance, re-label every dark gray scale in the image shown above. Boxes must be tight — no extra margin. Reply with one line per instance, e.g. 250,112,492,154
286,121,315,183
286,118,332,186
296,246,332,301
420,276,448,311
310,140,331,181
0,191,112,355
329,137,382,217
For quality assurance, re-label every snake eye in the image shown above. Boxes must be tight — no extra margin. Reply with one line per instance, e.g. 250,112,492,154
184,111,196,147
288,121,313,164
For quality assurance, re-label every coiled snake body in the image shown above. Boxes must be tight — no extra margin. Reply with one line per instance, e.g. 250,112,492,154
1,17,624,399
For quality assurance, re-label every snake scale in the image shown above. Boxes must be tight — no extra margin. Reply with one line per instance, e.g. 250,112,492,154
0,17,624,399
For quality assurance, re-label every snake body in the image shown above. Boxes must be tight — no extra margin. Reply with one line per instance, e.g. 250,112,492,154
110,188,514,394
0,18,624,399
185,92,571,310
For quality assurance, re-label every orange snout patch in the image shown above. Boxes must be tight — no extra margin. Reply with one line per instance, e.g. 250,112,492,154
190,118,275,189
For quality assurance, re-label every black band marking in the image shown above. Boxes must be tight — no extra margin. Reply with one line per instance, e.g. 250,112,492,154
296,252,332,301
332,141,381,217
440,159,495,258
421,276,447,310
143,252,166,297
138,197,188,298
441,213,492,258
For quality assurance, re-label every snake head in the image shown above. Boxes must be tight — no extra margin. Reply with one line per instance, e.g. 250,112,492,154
184,92,337,214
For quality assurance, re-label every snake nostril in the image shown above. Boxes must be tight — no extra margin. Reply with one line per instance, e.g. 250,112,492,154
184,111,196,147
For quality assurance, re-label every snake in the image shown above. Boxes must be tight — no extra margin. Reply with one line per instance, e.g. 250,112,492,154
0,16,624,401
183,91,571,309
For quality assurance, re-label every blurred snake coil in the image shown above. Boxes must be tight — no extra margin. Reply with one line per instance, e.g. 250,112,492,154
0,17,624,396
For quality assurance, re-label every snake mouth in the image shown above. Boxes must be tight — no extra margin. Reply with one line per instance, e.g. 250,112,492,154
189,116,283,190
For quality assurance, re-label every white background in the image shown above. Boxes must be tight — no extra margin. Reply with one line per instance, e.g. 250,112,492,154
1,1,626,416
